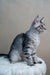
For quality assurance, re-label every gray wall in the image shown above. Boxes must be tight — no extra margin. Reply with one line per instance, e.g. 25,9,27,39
0,0,50,75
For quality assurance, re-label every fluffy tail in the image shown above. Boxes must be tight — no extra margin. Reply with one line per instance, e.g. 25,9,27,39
0,54,9,58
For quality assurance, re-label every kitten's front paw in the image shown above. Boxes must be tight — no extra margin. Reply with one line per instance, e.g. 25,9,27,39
28,63,34,66
38,61,42,64
27,63,34,66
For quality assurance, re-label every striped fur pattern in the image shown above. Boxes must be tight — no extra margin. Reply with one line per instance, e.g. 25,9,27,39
8,15,46,66
0,15,46,66
22,31,40,65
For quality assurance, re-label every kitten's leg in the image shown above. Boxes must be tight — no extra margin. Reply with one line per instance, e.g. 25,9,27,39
32,52,42,64
26,56,34,66
23,52,34,66
32,54,38,64
23,46,34,66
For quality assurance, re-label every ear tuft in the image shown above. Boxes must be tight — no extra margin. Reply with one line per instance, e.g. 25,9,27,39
31,15,39,26
33,15,39,24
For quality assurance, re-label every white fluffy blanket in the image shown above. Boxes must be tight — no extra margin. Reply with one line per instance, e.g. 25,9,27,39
0,57,46,75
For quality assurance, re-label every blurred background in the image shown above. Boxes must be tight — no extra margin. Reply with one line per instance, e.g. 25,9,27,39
0,0,50,75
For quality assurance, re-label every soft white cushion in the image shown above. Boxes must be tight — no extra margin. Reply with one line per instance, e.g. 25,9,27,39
0,57,46,75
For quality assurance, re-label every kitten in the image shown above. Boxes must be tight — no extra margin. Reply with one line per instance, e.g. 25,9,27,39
8,15,46,66
0,15,46,66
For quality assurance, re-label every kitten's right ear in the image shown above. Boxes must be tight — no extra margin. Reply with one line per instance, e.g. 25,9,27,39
32,15,39,25
40,17,44,22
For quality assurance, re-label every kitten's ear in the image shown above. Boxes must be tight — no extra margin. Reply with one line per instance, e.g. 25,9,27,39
33,15,39,24
40,17,44,22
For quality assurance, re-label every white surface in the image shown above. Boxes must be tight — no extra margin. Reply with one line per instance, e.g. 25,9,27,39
0,57,46,75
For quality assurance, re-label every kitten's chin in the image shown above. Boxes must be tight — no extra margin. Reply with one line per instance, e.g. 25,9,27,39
39,30,47,34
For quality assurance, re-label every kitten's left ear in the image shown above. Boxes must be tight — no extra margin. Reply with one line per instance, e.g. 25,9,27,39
32,15,39,26
33,15,39,24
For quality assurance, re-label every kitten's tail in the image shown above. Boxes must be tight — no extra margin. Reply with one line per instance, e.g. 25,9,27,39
0,54,9,58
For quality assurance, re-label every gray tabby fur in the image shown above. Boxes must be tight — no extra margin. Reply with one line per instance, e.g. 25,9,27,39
9,15,46,66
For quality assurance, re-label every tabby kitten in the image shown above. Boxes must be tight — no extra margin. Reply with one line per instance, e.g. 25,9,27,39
8,15,46,66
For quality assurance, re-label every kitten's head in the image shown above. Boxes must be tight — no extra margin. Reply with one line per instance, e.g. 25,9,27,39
31,15,46,34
